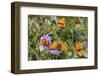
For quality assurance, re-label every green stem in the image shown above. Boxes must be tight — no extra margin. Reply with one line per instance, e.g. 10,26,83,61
66,32,77,58
53,28,60,41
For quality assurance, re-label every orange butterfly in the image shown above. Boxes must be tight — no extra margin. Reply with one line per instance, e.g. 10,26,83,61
48,41,69,52
58,18,65,28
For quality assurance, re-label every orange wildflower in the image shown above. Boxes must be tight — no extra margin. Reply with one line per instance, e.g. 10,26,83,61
75,42,86,57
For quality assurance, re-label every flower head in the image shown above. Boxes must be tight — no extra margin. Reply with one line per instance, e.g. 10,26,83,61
75,42,86,57
77,50,86,57
49,50,61,55
75,42,84,50
40,34,52,46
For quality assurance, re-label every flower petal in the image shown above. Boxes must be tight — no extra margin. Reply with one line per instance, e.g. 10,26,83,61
50,50,61,55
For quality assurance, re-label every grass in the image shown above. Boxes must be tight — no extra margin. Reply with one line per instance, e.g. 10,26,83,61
28,15,88,60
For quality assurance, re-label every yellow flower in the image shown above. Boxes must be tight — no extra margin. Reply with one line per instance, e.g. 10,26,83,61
77,50,86,57
49,41,69,52
58,18,65,28
75,42,86,57
75,42,84,50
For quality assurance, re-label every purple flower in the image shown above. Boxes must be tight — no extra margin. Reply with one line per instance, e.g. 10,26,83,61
40,34,52,46
39,34,61,55
49,50,61,55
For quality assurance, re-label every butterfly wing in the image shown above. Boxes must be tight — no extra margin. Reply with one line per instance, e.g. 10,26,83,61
49,41,69,52
48,42,57,50
58,18,65,28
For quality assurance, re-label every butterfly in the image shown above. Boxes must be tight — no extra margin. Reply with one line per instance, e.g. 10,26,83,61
48,41,69,52
58,18,65,28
